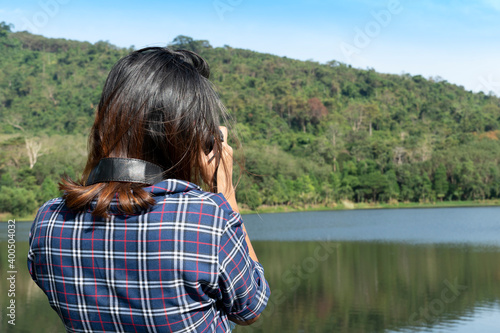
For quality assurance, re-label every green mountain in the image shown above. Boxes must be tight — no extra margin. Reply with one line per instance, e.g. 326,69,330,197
1,23,500,215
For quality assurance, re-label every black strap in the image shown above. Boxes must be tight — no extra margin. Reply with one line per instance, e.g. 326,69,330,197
86,158,164,185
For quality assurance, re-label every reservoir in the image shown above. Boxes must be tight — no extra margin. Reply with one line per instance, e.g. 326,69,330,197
2,207,499,332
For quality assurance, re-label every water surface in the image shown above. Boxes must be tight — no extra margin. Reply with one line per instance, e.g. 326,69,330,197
243,207,500,245
2,207,499,332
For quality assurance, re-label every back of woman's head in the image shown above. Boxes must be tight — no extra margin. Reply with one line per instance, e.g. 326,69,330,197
60,47,227,217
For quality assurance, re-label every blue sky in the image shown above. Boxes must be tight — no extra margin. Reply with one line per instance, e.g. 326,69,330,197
1,0,500,95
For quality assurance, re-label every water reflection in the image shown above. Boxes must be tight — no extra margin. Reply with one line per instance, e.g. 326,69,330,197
238,241,500,333
2,238,500,332
1,241,64,333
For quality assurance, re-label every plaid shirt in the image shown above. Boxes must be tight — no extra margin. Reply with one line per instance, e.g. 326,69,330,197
28,179,270,333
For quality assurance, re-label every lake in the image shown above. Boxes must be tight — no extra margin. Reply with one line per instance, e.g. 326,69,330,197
1,207,500,332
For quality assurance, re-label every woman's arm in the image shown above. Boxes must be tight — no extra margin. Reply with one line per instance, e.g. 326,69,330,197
204,126,259,263
201,126,265,325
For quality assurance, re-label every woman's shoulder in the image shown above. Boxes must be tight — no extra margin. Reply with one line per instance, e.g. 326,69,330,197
148,180,241,231
35,197,64,216
189,189,235,211
151,179,237,214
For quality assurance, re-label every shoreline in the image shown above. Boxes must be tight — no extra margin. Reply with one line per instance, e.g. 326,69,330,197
1,200,499,222
239,199,500,215
0,213,36,223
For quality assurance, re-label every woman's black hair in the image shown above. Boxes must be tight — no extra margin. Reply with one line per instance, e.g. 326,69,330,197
60,47,229,217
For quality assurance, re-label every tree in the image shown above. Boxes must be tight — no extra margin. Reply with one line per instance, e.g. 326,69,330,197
364,103,380,136
433,164,448,201
384,170,400,201
0,21,13,37
26,137,43,169
358,171,389,202
168,35,212,53
419,172,434,202
0,186,37,216
243,186,262,211
307,97,328,125
37,177,60,203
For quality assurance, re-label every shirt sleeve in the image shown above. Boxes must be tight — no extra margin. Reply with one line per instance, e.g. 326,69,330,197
217,210,270,322
27,204,44,286
27,198,57,287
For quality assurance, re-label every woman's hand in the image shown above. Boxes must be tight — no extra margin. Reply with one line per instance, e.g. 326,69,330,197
201,126,259,263
214,126,234,198
201,126,234,199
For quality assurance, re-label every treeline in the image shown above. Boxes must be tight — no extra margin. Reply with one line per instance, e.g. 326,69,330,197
0,24,499,215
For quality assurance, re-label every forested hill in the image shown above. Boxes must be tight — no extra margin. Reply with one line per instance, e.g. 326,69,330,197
1,23,500,216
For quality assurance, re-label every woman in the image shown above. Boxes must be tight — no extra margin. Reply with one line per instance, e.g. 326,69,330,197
28,47,270,333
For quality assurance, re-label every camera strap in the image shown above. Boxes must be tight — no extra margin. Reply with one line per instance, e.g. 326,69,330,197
86,158,164,186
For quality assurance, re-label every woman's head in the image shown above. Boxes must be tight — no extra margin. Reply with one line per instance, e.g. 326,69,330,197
89,47,224,182
61,47,228,217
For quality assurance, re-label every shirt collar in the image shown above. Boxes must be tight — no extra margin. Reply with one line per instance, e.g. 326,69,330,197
86,179,202,216
145,179,202,196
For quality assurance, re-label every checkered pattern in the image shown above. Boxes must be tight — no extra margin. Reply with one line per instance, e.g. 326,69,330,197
28,179,270,333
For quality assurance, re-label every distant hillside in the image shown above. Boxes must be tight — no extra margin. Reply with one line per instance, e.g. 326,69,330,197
1,23,500,215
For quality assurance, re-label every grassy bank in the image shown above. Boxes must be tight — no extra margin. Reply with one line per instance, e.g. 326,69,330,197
0,212,37,223
2,200,498,221
239,199,500,215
